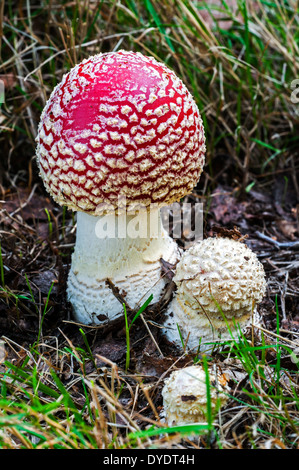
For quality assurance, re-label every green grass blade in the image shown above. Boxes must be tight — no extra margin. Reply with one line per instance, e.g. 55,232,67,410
130,293,153,328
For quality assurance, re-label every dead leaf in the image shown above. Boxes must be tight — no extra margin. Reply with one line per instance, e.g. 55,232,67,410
276,219,298,241
0,73,16,90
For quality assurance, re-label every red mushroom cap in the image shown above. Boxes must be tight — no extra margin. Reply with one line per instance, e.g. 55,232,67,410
36,51,206,214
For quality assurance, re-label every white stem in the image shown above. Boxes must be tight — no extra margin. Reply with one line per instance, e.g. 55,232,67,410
67,208,180,325
163,296,261,353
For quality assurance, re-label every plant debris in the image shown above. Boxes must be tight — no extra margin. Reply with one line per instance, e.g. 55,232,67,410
0,0,298,450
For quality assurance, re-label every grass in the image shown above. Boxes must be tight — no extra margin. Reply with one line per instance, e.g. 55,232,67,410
0,0,298,450
2,0,298,174
0,321,298,449
123,294,154,371
0,242,5,287
0,287,298,449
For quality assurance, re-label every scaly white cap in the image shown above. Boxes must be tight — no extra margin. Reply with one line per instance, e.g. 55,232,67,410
163,237,267,350
162,365,227,426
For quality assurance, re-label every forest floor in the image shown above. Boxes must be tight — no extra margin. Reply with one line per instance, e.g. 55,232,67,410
0,0,298,450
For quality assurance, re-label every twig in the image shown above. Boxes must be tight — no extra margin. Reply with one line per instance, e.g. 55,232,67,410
8,183,38,218
139,313,164,358
253,324,299,346
255,231,299,250
280,271,289,322
24,28,156,82
13,36,37,139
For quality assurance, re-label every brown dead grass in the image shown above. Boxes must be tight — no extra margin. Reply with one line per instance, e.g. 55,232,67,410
0,0,298,449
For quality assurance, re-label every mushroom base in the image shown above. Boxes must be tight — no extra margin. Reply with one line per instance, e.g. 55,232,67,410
67,210,181,325
162,295,262,352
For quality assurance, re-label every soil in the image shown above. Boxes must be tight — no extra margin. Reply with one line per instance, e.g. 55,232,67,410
1,159,298,378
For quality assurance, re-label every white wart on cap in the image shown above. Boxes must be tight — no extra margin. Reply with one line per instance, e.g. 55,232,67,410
36,50,206,325
163,237,267,351
36,50,205,213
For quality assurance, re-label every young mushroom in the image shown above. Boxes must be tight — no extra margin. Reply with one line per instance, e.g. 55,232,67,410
162,365,227,427
163,237,267,351
36,50,206,325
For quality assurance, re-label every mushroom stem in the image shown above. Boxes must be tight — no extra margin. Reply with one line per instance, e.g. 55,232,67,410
67,207,180,324
163,297,261,352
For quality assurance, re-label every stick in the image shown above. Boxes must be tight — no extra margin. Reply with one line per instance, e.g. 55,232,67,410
255,231,299,250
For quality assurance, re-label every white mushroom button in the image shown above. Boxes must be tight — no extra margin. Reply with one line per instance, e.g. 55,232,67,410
36,50,206,325
163,237,267,351
162,365,227,426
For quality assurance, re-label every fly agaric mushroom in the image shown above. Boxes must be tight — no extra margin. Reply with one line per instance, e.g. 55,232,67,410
162,365,227,427
163,237,266,351
36,50,206,325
